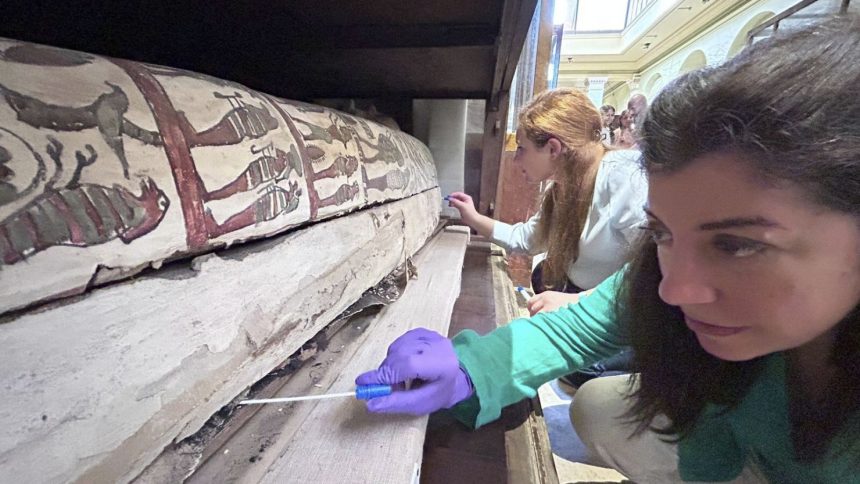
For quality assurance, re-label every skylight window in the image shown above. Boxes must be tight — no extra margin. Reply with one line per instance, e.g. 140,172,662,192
574,0,630,32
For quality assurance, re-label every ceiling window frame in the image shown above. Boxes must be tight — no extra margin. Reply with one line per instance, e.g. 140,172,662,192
571,0,632,33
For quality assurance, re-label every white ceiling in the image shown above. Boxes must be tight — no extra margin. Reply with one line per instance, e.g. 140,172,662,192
557,0,752,83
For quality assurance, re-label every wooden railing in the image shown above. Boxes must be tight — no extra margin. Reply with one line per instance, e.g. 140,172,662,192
748,0,851,44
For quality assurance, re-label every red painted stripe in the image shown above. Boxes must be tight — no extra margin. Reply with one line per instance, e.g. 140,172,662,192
47,194,85,245
79,187,106,239
0,225,21,264
260,94,321,220
114,60,208,248
21,210,43,251
91,185,124,231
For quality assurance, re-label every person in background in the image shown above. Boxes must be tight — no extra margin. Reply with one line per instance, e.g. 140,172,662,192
613,109,638,149
359,15,860,483
599,104,616,146
446,88,646,316
609,111,622,132
627,93,648,136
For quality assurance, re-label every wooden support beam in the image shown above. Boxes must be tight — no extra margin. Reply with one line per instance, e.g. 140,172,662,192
478,89,510,216
488,247,559,484
478,0,539,215
263,46,496,99
489,0,553,282
421,240,557,483
532,0,555,93
489,0,541,110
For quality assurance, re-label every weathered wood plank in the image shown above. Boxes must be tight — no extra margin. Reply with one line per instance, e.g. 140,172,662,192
137,310,383,483
0,189,440,484
492,247,559,484
421,240,509,484
187,226,468,484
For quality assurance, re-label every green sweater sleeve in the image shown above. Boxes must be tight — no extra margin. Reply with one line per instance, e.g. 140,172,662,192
449,270,628,428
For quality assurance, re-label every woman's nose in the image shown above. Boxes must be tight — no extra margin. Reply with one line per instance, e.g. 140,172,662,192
657,252,718,306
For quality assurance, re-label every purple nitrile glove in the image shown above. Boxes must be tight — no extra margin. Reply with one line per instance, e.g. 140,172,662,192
355,328,474,415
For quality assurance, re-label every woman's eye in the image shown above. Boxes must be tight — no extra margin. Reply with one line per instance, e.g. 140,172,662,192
639,225,671,245
713,236,767,257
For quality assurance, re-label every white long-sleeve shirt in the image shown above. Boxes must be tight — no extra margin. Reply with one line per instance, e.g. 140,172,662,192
491,149,647,290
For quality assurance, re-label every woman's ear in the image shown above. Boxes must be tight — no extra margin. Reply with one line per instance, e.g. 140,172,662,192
547,137,563,159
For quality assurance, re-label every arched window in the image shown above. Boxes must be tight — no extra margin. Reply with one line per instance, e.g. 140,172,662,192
678,50,707,75
727,12,776,60
644,73,663,99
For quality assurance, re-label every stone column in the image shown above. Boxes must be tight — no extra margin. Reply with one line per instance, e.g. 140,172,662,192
586,76,608,108
628,74,642,94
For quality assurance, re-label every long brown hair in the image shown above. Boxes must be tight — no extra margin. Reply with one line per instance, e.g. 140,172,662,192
622,15,860,465
518,88,606,288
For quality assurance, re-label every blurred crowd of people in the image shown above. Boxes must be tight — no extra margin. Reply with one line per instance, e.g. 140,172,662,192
598,93,648,149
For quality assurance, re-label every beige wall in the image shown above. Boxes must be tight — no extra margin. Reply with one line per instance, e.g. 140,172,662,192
604,82,630,113
630,0,800,104
594,0,828,107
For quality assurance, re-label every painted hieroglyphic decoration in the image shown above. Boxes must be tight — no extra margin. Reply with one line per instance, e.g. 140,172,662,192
0,39,438,314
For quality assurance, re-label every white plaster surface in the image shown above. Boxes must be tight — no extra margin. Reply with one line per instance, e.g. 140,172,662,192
0,189,440,484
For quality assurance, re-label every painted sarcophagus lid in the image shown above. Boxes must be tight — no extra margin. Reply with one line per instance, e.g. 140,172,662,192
0,39,438,315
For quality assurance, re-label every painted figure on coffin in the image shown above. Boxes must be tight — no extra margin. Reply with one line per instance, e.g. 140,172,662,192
0,36,438,315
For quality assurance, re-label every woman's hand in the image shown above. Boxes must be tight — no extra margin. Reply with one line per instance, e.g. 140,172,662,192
446,192,479,225
525,290,587,316
446,192,495,238
355,328,473,415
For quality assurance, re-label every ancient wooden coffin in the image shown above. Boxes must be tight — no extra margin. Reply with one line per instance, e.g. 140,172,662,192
0,38,437,315
0,39,442,483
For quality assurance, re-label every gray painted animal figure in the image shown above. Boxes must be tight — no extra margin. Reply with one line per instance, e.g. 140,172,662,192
0,82,162,178
0,177,169,265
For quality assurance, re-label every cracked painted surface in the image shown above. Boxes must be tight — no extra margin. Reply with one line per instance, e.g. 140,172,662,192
0,37,437,315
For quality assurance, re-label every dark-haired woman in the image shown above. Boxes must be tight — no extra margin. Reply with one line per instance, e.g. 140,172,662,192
358,15,860,483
